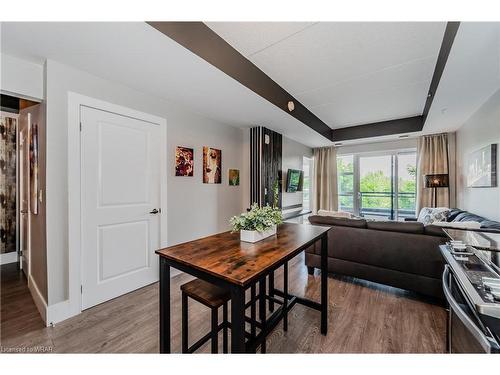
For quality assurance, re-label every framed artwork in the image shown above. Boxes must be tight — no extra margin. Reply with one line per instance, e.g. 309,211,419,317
175,146,194,176
228,169,240,186
0,115,18,253
467,144,497,188
203,146,221,184
30,122,39,214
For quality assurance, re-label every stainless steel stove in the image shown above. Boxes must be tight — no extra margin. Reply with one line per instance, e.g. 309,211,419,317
440,230,500,353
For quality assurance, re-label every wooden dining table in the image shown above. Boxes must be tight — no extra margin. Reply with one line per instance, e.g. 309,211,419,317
155,222,331,353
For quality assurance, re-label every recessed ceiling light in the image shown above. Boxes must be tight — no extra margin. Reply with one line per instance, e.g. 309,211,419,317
287,101,295,112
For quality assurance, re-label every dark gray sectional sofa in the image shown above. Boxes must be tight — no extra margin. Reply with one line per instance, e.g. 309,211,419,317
305,209,500,300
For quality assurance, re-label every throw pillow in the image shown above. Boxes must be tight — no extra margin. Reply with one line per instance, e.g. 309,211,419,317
317,210,353,219
417,207,450,225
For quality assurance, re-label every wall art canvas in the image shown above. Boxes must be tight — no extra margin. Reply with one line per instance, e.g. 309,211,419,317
175,146,194,176
0,115,17,253
228,169,240,186
467,144,497,188
30,122,39,214
203,146,221,184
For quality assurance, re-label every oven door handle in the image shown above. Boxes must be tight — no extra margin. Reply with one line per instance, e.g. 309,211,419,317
442,265,497,353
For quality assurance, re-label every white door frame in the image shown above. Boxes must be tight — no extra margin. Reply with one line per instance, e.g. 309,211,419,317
0,112,20,266
67,92,167,320
19,125,31,275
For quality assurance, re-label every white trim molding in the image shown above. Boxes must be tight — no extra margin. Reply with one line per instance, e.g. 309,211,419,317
28,274,48,325
0,252,18,265
51,92,168,325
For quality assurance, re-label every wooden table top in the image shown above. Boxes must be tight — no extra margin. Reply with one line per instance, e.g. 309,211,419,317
156,223,330,286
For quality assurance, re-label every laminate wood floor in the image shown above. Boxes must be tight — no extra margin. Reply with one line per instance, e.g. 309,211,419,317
0,255,446,353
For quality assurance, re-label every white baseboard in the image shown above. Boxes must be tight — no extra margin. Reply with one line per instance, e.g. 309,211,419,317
45,271,180,325
1,251,18,265
28,275,48,326
47,300,78,326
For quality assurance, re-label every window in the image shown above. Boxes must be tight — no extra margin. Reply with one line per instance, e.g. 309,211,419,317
337,155,354,213
396,152,417,220
302,157,313,210
336,151,416,220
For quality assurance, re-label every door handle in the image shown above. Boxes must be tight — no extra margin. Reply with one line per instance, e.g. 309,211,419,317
20,210,28,214
149,208,160,214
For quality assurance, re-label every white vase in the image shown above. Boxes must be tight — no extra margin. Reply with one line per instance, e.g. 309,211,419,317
240,225,277,243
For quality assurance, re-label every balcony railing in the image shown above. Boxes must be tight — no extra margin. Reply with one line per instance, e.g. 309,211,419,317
338,191,416,220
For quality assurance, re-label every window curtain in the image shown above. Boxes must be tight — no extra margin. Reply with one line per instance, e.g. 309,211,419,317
416,133,450,212
312,146,338,213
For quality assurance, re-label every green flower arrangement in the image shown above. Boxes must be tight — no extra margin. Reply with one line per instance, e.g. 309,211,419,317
230,203,283,232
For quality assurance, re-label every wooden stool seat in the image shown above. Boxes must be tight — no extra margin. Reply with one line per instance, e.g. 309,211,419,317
181,279,230,308
181,279,230,353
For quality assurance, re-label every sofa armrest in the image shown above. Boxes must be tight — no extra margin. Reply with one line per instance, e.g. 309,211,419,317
404,218,418,222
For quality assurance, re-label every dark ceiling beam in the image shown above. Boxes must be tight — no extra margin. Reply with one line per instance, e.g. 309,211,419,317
422,21,460,124
332,116,423,142
147,21,333,141
147,21,459,143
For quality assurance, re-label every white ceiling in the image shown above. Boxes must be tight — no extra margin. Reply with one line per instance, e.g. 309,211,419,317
2,22,499,148
0,22,331,147
207,22,446,128
423,22,500,134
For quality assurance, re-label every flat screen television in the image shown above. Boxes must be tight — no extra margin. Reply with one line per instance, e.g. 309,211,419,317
286,169,303,192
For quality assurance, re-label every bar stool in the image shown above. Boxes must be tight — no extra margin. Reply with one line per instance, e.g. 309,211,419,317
181,278,230,353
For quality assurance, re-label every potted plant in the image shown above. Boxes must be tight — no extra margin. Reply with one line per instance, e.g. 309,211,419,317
230,203,283,243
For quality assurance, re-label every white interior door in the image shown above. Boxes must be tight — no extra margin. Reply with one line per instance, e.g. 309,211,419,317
81,106,161,309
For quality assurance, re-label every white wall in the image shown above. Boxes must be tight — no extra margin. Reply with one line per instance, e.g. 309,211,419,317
0,53,44,99
45,59,247,305
456,88,500,221
282,136,312,209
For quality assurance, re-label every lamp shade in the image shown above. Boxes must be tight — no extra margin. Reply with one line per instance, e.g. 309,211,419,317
424,173,449,188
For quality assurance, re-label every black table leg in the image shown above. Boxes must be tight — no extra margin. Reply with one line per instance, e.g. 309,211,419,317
223,302,228,354
230,285,246,353
269,271,275,312
259,277,267,353
181,292,188,353
251,284,256,339
211,307,219,353
320,233,328,335
283,262,288,332
159,257,171,353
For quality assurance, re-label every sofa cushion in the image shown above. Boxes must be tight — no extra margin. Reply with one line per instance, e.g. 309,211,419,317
452,211,485,223
446,208,464,222
480,220,500,231
447,208,500,231
366,221,424,234
308,215,367,228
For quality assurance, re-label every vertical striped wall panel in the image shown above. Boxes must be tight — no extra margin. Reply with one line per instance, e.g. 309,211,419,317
250,127,261,206
249,126,282,209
